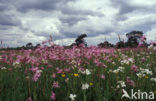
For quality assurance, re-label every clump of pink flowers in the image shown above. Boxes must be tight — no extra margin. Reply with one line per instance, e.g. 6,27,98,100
131,65,139,72
31,67,42,82
52,81,60,88
126,77,136,87
51,91,56,101
27,97,32,101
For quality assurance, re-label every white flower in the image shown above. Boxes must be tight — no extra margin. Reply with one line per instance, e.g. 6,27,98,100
82,83,89,90
79,69,91,75
118,66,125,72
112,62,116,65
13,61,20,66
117,81,126,87
69,94,76,101
118,66,124,70
150,78,156,82
85,69,91,75
0,56,2,59
113,69,119,73
116,85,120,88
65,78,69,83
1,67,6,70
36,70,42,73
148,44,154,49
108,69,113,73
136,73,145,78
42,59,48,64
144,69,153,75
128,58,134,63
121,58,134,65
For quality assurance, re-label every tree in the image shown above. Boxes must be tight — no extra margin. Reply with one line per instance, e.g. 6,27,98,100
125,31,143,48
35,44,41,48
115,41,125,48
26,42,33,48
98,41,113,48
115,34,125,48
75,34,87,47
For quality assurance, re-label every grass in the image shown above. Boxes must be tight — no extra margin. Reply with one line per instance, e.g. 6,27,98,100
0,46,156,101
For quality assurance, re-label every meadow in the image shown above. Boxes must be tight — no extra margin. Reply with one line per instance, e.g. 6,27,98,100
0,42,156,101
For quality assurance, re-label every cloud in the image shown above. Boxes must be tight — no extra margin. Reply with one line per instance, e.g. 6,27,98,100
12,0,75,12
0,14,21,26
0,0,156,47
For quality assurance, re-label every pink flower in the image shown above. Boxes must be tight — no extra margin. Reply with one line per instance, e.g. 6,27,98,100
32,70,42,82
101,74,105,80
138,43,144,47
27,97,32,101
51,92,56,100
131,65,139,72
141,58,145,62
42,40,47,44
31,67,39,72
52,73,56,78
126,77,135,87
52,81,60,88
56,67,63,74
64,68,71,73
141,35,146,41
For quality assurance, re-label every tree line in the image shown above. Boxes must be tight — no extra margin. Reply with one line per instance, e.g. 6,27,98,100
0,30,155,50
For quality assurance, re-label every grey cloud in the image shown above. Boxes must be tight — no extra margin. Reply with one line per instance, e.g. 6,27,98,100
111,0,138,15
0,3,10,11
111,0,156,15
12,0,75,12
60,6,104,16
12,0,104,17
128,20,156,33
0,14,21,26
31,31,65,41
60,16,86,26
60,31,79,38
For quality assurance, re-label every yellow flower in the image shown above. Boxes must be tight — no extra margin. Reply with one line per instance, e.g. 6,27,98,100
61,74,66,77
144,75,149,79
154,90,156,94
73,73,79,77
90,83,93,86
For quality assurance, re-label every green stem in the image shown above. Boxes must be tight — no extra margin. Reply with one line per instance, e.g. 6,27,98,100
83,91,86,101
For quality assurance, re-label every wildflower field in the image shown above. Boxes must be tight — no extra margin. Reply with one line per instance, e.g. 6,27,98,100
0,44,156,101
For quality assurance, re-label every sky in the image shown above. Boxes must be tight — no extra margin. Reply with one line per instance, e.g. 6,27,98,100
0,0,156,47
